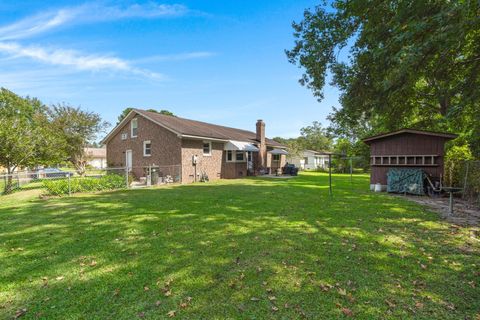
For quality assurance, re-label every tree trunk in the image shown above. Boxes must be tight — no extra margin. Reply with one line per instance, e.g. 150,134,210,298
439,95,450,116
4,167,15,194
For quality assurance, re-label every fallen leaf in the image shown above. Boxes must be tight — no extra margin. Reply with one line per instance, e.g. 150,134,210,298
164,290,172,297
250,297,260,301
55,276,64,281
167,310,176,317
89,260,97,267
272,306,279,312
155,300,161,306
415,301,424,309
180,302,187,309
385,299,396,308
144,286,149,291
268,296,276,301
113,288,120,297
341,307,353,317
338,288,347,296
138,312,145,318
14,308,27,319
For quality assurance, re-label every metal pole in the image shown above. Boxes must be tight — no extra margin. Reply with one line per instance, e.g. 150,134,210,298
350,157,353,186
125,167,129,188
329,154,332,196
462,161,469,199
449,191,454,215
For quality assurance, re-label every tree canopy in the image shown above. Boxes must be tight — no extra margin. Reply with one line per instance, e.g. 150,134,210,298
0,88,66,192
274,121,332,157
287,0,480,157
49,104,109,175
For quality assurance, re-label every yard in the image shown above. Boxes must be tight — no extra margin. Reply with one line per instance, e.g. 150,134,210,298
0,172,478,319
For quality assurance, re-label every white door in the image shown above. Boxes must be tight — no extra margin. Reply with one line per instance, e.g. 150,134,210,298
126,150,132,171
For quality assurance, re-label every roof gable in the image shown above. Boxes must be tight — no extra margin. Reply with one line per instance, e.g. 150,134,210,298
363,128,458,144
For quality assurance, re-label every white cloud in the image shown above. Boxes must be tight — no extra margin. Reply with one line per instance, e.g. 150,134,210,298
0,2,190,41
0,42,162,79
135,51,217,64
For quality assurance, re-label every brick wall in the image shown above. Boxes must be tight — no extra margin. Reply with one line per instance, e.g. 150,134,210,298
106,114,182,179
181,139,224,183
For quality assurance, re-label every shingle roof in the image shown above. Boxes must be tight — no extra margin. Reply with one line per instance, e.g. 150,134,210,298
134,109,285,147
363,128,458,144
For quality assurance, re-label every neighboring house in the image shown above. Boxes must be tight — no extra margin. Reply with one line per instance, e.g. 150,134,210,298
84,147,107,168
101,109,287,183
287,150,331,170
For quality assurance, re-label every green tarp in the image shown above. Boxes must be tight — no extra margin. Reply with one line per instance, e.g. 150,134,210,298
387,168,425,195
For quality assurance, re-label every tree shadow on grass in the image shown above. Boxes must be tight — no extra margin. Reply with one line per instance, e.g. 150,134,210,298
0,174,478,319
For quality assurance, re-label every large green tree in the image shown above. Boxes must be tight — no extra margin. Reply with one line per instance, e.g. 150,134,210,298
287,0,480,156
50,104,109,175
0,88,65,192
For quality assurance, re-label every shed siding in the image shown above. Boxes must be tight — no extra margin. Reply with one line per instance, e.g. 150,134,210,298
368,133,449,185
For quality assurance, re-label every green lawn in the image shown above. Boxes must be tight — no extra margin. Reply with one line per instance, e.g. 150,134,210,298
0,173,478,319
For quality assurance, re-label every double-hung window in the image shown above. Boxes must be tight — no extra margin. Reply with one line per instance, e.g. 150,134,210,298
226,150,233,162
203,141,212,156
131,118,138,138
143,140,151,156
273,154,280,161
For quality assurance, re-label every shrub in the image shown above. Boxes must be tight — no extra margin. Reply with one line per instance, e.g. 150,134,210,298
444,145,473,186
43,174,126,196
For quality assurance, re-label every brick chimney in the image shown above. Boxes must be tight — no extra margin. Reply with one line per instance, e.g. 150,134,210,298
256,120,266,168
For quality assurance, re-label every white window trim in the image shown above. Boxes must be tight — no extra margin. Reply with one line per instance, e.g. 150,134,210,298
131,118,138,138
226,150,246,163
226,150,234,162
235,151,246,163
203,141,212,156
143,140,151,157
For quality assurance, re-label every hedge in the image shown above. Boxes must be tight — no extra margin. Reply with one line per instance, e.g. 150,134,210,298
43,174,126,196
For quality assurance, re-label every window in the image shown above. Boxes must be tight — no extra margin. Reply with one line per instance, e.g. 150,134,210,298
203,141,211,156
121,133,128,140
304,157,309,165
235,151,245,162
143,140,151,156
273,154,280,161
131,118,138,138
226,150,233,162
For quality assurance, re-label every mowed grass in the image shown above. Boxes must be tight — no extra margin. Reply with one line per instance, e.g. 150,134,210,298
0,173,478,319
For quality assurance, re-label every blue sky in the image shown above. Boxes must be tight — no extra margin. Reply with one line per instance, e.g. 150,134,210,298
0,1,340,139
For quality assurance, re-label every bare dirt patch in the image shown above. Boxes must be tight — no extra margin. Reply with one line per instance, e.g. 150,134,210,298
394,194,480,226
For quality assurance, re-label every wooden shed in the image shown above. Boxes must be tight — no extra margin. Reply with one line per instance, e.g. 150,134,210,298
363,129,457,191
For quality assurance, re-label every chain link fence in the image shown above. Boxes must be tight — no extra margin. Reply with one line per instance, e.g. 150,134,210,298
0,165,182,196
445,160,480,208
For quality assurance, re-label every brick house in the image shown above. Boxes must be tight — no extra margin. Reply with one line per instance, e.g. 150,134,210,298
101,109,287,183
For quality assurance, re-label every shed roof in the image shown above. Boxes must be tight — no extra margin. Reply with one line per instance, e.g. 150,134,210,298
363,129,457,144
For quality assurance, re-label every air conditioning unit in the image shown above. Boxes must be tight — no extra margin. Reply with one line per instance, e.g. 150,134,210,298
121,133,128,140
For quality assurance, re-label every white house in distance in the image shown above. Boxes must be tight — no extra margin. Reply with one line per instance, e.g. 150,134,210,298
287,150,331,170
84,147,107,168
